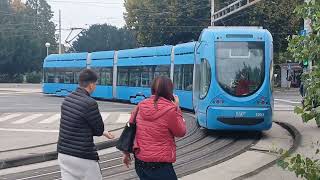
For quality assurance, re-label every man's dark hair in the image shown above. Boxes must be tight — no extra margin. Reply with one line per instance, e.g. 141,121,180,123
79,69,98,88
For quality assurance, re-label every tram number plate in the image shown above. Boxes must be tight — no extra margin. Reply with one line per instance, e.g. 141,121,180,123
256,113,265,117
236,112,246,117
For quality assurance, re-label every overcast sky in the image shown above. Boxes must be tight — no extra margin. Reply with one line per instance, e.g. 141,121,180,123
44,0,126,44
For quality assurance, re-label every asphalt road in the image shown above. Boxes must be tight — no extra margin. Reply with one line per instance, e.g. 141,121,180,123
0,113,260,180
0,87,302,180
0,88,301,151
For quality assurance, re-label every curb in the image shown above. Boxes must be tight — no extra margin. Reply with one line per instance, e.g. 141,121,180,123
0,138,118,170
0,125,124,170
233,121,302,180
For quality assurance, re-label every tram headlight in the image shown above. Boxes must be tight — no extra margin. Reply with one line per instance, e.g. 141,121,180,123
257,96,268,105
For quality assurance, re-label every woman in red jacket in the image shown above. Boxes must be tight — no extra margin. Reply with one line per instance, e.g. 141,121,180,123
122,76,187,180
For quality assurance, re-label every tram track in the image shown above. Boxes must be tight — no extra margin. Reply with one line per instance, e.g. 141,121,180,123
0,113,260,180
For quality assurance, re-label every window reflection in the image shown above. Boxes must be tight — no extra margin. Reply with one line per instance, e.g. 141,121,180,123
216,42,265,97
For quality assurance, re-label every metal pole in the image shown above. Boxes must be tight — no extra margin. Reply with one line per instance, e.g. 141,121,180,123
59,10,62,54
47,47,49,56
211,0,215,26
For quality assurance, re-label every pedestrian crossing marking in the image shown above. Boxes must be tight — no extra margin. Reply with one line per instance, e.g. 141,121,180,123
0,112,130,125
100,112,110,122
274,104,295,111
274,99,301,104
39,114,61,124
116,114,131,124
12,114,43,124
0,91,39,96
0,113,22,122
0,102,296,126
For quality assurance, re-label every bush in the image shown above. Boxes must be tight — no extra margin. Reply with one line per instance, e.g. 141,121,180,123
289,1,320,127
278,142,320,180
26,72,42,83
0,74,24,83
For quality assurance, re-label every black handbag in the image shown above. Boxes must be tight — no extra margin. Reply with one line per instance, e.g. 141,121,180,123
116,106,139,153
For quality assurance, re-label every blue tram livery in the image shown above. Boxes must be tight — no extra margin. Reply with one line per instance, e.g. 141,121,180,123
43,27,273,131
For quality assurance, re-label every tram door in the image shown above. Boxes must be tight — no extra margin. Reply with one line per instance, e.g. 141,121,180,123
193,41,212,128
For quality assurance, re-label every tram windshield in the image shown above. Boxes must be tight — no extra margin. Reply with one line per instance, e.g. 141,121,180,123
216,42,265,97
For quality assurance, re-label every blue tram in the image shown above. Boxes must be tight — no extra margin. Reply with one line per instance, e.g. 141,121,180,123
43,27,273,131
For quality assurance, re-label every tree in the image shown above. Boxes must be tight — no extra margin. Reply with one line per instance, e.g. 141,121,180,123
72,24,137,52
216,0,302,64
124,0,210,46
0,0,56,81
25,0,57,71
291,1,320,127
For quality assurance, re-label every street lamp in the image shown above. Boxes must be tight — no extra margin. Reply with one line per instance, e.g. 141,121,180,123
45,42,51,56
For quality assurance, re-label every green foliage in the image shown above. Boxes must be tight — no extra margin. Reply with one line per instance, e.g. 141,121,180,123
26,72,42,83
278,142,320,180
124,0,210,46
0,0,56,76
0,74,23,83
288,2,320,126
72,24,137,52
217,0,302,64
124,0,302,63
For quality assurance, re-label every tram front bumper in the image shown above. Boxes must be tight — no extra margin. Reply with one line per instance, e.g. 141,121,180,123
206,106,272,131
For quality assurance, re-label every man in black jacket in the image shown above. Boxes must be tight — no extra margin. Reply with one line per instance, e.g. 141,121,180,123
57,69,114,180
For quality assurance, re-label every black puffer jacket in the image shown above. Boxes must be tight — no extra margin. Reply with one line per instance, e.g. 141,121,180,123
57,87,104,160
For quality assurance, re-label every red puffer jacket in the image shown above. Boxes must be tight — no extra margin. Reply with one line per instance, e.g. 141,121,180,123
129,96,187,163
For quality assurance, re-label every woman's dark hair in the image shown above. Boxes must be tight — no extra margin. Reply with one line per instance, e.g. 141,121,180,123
151,76,174,104
79,69,98,88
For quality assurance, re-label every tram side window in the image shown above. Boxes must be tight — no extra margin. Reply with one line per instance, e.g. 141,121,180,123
174,65,183,90
64,72,74,84
141,67,153,87
74,71,81,84
199,59,211,99
44,69,55,83
117,68,129,86
117,65,170,87
92,68,102,85
102,68,113,86
55,71,64,83
54,68,75,84
184,65,193,91
154,65,170,78
129,68,141,87
44,68,84,84
174,65,193,91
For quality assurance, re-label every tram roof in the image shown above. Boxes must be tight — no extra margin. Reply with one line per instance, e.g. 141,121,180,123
44,52,88,62
174,42,196,55
118,45,172,59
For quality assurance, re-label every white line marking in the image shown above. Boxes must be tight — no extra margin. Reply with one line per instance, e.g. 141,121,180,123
0,128,58,133
12,114,43,124
15,171,60,180
275,109,294,111
116,114,131,123
274,99,301,104
39,114,61,124
100,112,110,122
274,104,295,107
0,113,22,122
